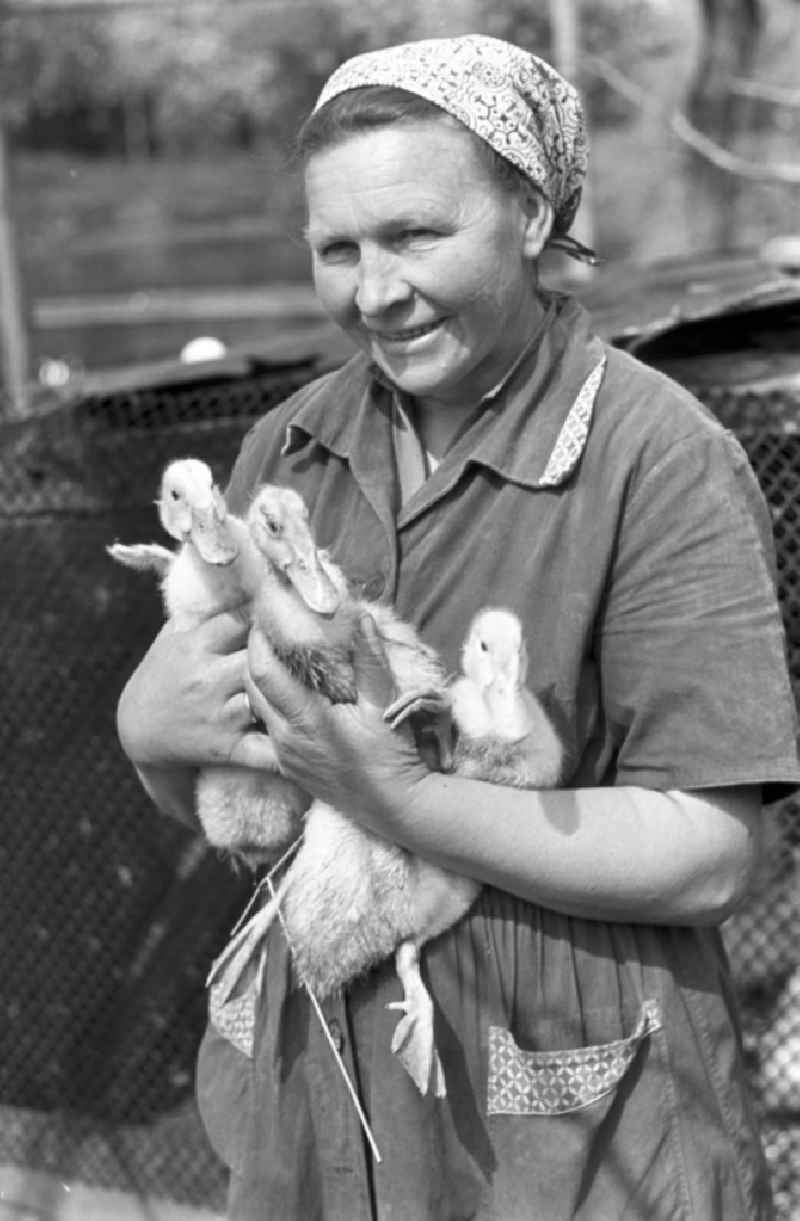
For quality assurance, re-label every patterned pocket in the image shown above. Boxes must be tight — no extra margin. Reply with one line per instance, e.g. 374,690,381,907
207,936,266,1058
488,998,661,1116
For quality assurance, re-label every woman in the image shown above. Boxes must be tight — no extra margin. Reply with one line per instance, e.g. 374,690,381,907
117,35,799,1220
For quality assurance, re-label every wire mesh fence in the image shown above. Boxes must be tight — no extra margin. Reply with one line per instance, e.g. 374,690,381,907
0,353,798,1217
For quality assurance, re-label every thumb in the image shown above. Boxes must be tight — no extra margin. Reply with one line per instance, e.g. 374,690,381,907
247,627,311,724
353,611,397,709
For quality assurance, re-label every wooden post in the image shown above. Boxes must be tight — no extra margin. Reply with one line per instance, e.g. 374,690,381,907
549,0,596,280
550,0,579,82
687,0,762,249
0,121,29,418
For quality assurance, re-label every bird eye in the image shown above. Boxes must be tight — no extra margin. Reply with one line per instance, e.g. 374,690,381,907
480,640,488,652
264,515,281,535
170,489,180,500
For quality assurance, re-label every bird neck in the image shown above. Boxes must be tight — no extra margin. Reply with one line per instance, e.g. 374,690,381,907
255,568,350,654
483,680,528,740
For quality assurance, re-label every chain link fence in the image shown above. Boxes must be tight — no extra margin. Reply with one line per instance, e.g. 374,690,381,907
701,397,800,1221
1,336,798,1216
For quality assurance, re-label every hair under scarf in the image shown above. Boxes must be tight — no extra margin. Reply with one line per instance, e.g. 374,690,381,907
314,34,595,261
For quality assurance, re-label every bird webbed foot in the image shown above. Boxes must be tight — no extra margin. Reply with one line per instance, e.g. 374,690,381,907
387,943,447,1098
384,690,454,772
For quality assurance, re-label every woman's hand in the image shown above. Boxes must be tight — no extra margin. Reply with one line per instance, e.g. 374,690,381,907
117,606,278,774
245,619,429,824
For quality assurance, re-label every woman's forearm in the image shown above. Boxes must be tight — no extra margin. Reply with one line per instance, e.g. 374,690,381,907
244,634,764,927
375,775,763,926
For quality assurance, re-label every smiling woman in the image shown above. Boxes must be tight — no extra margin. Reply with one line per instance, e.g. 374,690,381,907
114,33,800,1221
303,121,551,455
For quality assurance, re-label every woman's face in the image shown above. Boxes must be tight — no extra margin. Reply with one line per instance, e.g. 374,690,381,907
304,121,547,410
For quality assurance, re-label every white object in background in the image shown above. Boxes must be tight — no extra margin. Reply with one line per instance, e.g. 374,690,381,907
179,336,227,363
760,235,800,275
38,358,72,388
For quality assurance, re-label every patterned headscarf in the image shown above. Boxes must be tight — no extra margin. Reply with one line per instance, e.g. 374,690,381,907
314,34,590,247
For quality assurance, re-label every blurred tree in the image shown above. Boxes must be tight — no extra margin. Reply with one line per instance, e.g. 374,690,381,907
0,11,117,149
103,0,420,155
688,0,763,135
0,0,655,153
326,0,424,51
107,6,251,155
687,0,764,247
478,0,653,126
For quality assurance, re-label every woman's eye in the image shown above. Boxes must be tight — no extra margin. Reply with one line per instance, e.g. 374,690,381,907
398,228,438,245
317,241,356,262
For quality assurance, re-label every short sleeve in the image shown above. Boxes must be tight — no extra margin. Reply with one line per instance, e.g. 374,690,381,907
598,425,800,801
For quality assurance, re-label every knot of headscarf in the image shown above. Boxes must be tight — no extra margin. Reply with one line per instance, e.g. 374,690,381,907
314,34,590,249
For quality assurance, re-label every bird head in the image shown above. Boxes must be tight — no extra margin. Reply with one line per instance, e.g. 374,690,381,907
461,608,528,693
157,459,238,565
247,484,342,615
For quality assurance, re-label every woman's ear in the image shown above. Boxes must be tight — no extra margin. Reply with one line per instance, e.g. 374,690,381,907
520,185,554,260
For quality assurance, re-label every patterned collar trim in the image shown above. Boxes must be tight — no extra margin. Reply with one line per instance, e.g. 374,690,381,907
537,355,606,488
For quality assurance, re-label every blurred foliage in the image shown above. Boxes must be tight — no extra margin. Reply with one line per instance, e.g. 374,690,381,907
0,13,114,126
0,0,666,154
0,0,421,152
481,0,660,123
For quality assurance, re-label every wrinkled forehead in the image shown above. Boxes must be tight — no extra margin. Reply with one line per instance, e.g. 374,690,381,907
302,120,506,237
304,115,491,181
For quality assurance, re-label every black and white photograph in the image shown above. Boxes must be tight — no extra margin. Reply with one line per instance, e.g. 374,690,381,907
0,2,798,1218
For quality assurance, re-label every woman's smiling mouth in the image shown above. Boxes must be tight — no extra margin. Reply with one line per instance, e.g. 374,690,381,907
370,320,444,345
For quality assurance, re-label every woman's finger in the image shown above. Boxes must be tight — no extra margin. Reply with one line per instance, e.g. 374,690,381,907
247,628,315,725
224,689,258,728
211,648,250,694
244,671,274,727
195,607,251,653
354,611,396,709
229,727,282,773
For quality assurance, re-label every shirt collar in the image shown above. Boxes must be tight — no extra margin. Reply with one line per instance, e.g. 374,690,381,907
281,294,607,490
456,294,607,489
280,355,383,460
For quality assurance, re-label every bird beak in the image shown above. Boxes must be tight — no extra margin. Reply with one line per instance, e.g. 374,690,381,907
191,498,238,565
281,529,341,614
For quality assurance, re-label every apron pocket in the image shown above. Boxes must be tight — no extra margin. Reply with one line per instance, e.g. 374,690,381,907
488,998,661,1116
484,999,694,1219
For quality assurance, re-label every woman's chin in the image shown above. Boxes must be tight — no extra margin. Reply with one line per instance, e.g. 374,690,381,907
378,364,460,404
369,342,469,404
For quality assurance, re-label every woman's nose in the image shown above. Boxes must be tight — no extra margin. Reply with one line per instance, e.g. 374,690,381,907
355,247,410,316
